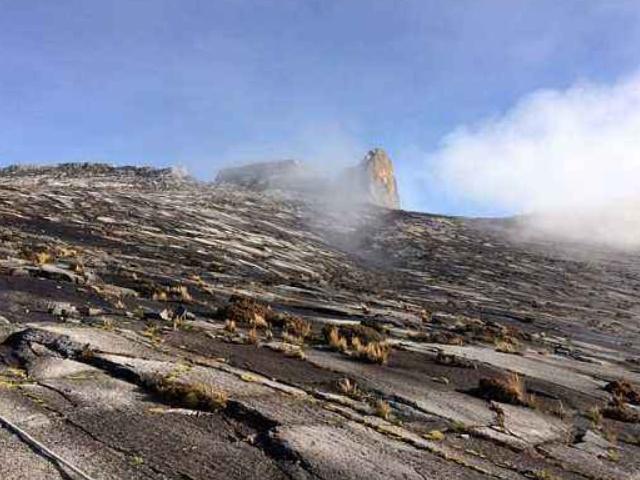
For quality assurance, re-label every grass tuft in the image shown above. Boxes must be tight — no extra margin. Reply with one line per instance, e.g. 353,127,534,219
375,399,391,420
224,319,237,333
477,373,531,406
351,336,391,364
246,327,259,345
338,377,360,397
585,405,603,426
424,430,445,441
325,326,391,364
327,326,349,352
142,373,227,411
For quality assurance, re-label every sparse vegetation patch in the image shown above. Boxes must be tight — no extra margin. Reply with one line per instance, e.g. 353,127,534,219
324,325,391,364
604,379,640,405
141,373,228,411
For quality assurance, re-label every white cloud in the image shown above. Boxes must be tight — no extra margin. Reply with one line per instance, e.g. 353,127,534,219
431,72,640,213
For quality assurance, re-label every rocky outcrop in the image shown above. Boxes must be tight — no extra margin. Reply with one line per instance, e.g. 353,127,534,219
344,149,400,209
215,149,401,209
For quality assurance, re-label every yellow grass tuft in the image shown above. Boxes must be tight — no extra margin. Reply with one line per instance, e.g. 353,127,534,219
35,251,53,265
328,326,349,352
152,290,168,301
351,337,391,364
143,373,227,411
375,400,391,420
424,430,445,441
246,327,259,345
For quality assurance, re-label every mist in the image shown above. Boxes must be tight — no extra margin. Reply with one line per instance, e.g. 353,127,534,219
214,123,366,176
428,71,640,249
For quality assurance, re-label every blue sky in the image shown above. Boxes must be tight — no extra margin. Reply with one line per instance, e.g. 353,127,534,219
1,1,640,215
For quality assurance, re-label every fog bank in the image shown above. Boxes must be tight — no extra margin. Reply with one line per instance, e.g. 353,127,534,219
430,72,640,248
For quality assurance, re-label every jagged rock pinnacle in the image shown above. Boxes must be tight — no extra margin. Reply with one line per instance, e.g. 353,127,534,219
357,148,400,209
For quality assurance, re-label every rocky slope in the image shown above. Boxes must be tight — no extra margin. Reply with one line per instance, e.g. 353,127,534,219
0,163,639,479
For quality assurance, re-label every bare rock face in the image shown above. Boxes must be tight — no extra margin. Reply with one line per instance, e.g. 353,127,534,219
347,149,400,209
2,161,640,479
